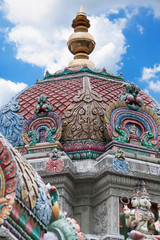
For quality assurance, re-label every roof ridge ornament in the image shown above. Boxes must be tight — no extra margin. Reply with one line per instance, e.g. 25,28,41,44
67,6,95,67
62,76,106,141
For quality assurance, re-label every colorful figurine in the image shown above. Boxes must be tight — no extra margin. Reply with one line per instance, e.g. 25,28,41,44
123,181,160,240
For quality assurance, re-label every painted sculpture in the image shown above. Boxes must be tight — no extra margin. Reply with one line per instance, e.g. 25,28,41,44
21,96,63,154
45,148,64,173
0,132,82,240
0,99,24,146
113,149,130,173
123,181,160,240
120,82,143,110
62,76,106,160
104,100,160,149
35,94,53,117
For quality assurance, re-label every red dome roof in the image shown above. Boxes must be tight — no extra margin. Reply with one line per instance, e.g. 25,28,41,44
16,66,154,120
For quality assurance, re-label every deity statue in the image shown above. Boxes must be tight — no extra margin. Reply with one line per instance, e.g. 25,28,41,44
123,181,160,240
129,124,139,141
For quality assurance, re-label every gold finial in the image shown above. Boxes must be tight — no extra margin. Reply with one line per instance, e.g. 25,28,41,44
77,5,86,17
67,6,95,67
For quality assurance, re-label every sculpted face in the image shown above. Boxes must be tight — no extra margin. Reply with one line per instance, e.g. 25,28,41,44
139,195,151,209
131,196,139,208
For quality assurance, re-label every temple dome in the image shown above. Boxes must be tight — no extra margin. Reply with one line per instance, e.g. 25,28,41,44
0,7,157,160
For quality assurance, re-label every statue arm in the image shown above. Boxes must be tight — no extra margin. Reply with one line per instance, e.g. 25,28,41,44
124,206,131,228
155,220,160,232
148,213,155,230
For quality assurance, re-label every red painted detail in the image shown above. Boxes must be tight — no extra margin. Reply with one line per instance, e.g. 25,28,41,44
17,77,154,121
0,147,12,169
46,158,64,173
5,177,17,194
11,202,21,222
105,124,113,140
3,160,16,180
24,217,34,235
63,140,105,152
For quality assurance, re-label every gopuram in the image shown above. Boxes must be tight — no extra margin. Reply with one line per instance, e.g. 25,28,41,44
0,5,160,240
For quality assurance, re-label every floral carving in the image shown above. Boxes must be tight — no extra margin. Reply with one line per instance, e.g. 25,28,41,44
94,201,108,235
46,148,64,173
0,99,24,146
0,193,15,225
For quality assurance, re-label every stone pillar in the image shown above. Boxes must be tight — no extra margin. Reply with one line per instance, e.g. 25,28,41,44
106,196,119,235
74,206,93,234
102,196,124,240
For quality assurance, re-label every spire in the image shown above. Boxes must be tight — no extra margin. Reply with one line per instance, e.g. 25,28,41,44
67,6,95,67
76,5,86,17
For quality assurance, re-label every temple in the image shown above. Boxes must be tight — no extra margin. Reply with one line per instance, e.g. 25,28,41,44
0,5,160,240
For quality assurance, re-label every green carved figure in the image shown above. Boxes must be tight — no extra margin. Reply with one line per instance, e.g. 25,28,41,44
35,95,53,117
46,128,57,143
28,131,40,146
115,149,125,160
112,125,129,143
120,82,143,110
141,131,157,149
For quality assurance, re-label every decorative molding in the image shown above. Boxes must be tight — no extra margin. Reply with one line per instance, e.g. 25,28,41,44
62,76,106,142
104,101,160,149
22,112,62,148
113,149,130,173
46,148,64,173
43,65,124,81
0,99,24,146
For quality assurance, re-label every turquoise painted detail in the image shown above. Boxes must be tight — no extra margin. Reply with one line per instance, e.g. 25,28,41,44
28,131,40,146
43,66,124,81
6,182,15,188
121,148,150,156
48,218,79,240
46,127,57,143
68,151,101,160
112,125,129,143
141,131,157,149
4,167,13,175
0,154,8,163
0,203,7,213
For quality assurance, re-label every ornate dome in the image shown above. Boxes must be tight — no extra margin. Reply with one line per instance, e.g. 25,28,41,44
0,6,157,160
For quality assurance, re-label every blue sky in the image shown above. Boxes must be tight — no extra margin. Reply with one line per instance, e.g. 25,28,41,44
0,0,160,108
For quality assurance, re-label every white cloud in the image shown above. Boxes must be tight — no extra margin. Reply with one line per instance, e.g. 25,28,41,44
140,64,160,92
141,64,160,81
90,15,127,73
0,0,160,75
0,78,27,109
2,1,128,74
137,24,144,34
149,81,160,92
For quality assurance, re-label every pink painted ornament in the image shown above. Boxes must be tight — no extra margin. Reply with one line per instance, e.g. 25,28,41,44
46,158,64,173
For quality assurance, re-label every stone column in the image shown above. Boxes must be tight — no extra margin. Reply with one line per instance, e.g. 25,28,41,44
74,206,94,234
103,196,124,240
